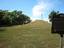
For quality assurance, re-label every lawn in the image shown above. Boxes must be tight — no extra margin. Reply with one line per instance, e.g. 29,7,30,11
0,20,60,48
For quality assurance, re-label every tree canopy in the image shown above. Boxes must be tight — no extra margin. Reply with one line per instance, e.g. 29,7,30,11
48,10,59,22
0,10,31,26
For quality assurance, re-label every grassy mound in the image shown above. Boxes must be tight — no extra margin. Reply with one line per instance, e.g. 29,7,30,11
0,20,60,48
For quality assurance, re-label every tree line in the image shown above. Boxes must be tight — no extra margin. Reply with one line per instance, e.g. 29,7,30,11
0,10,31,26
49,10,64,22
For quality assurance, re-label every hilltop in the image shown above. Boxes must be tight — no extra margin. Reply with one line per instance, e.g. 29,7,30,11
0,20,60,48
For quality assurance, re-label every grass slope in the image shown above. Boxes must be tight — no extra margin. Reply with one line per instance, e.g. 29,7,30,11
0,20,60,48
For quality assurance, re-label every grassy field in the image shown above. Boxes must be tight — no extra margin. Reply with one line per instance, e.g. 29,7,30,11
0,20,60,48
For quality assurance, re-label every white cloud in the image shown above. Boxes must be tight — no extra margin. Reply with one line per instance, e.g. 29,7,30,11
32,0,63,21
32,4,44,16
32,0,52,21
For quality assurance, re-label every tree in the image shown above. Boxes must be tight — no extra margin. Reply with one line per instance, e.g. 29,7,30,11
0,10,8,25
49,10,59,22
23,15,31,24
0,9,31,26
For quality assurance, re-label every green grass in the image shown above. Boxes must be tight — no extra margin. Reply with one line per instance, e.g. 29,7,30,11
0,20,60,48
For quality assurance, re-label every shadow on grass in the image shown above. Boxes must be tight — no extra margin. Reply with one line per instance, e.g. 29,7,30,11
0,27,6,31
0,24,22,27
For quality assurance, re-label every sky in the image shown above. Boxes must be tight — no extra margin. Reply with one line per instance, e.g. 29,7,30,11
0,0,64,22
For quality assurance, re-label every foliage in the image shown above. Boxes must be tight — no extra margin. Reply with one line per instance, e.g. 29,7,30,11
49,10,59,22
0,10,31,26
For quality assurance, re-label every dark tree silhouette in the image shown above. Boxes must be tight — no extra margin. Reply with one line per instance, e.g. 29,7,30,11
49,10,59,22
0,10,31,26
